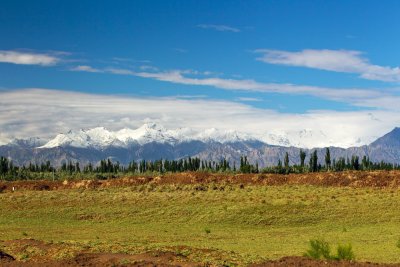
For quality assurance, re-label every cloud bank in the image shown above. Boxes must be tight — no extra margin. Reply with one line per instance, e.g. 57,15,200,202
1,88,400,148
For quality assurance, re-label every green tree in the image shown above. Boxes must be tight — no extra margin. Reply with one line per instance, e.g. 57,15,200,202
311,150,318,172
299,149,306,168
351,155,360,170
284,152,289,174
325,148,331,171
277,159,283,174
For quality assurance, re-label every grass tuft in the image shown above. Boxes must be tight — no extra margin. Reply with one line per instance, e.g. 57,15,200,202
335,243,355,261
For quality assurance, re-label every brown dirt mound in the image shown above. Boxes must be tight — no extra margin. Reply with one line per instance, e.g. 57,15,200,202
2,240,400,266
2,253,400,267
1,250,200,267
0,239,202,266
2,170,400,193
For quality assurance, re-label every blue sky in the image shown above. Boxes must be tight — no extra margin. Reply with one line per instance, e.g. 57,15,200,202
1,0,400,147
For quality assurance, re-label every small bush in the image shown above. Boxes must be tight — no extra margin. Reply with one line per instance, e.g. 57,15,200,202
303,239,331,260
396,239,400,249
335,244,355,261
204,228,211,234
304,239,355,261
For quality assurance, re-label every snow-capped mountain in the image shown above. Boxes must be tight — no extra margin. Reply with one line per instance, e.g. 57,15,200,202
39,123,257,149
196,128,256,143
1,125,400,167
261,129,332,148
10,123,377,150
260,129,377,148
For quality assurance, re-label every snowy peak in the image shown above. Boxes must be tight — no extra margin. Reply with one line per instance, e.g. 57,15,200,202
197,128,255,143
260,129,367,149
31,123,380,150
5,124,397,150
117,123,176,145
39,123,256,149
40,127,121,149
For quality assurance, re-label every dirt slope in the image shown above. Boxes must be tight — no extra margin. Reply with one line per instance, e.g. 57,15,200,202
2,171,400,193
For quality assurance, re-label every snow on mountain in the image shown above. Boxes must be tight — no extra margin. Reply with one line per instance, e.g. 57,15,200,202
39,123,256,149
261,129,331,148
32,123,377,150
39,127,120,149
259,129,376,149
197,128,255,143
116,123,178,145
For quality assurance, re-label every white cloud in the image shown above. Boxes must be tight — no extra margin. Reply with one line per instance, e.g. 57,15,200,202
197,24,240,32
70,65,102,73
73,65,396,109
0,50,61,66
237,97,262,102
1,88,400,148
255,49,400,82
139,65,159,71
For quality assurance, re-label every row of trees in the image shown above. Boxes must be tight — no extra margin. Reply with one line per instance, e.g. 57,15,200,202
1,149,400,180
0,156,246,179
267,148,398,174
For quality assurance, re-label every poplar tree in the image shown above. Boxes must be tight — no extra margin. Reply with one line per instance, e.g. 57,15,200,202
299,149,306,168
284,152,289,174
325,148,331,170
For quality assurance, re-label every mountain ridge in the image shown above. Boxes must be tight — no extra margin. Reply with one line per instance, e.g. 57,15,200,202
6,122,378,150
1,124,399,168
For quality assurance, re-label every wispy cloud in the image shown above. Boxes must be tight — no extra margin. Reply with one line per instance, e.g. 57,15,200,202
70,65,102,73
237,97,262,102
255,49,400,82
73,65,395,109
0,50,62,66
139,65,159,71
197,24,240,32
1,88,399,148
111,57,151,64
173,48,188,53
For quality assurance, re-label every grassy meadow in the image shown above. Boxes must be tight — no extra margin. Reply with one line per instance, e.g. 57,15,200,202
1,183,400,265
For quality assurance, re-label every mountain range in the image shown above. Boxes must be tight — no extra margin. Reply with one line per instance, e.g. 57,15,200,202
0,123,399,167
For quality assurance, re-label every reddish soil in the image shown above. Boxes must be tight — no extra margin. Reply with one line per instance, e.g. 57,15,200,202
0,239,201,267
2,250,400,267
0,252,194,266
2,171,400,193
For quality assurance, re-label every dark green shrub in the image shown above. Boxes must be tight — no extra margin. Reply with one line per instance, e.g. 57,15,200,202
303,239,331,260
335,244,355,261
304,239,355,261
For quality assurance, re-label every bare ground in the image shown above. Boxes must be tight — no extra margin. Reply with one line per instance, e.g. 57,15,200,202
2,243,400,267
2,171,400,193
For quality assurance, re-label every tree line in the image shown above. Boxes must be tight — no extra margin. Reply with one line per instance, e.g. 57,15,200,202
0,148,399,180
266,148,398,174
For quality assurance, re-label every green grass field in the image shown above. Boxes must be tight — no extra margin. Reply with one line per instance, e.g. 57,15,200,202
1,184,400,265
